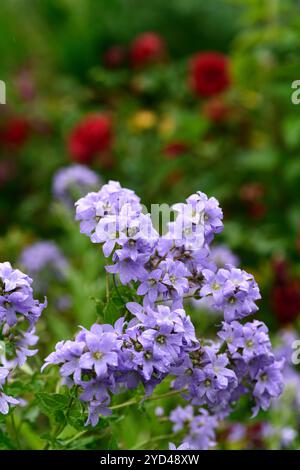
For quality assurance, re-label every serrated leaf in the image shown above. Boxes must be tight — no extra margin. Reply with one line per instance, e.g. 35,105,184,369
67,399,85,430
36,392,69,417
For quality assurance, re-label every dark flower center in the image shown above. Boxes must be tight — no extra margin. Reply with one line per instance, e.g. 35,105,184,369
156,334,166,345
204,378,211,387
93,351,103,360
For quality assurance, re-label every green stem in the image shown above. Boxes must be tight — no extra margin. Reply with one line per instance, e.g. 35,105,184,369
110,388,185,411
106,272,110,302
132,433,173,450
64,430,87,446
10,412,21,449
112,274,124,304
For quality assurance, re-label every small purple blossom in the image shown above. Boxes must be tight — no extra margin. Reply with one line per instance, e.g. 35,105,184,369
209,245,239,270
20,241,68,293
53,164,102,208
169,406,219,450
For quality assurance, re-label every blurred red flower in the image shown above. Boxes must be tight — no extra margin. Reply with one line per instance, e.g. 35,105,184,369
68,114,113,164
272,281,300,325
240,182,265,202
203,97,230,123
0,117,31,149
163,141,189,158
103,45,127,69
271,257,300,324
189,52,230,98
239,182,266,220
130,32,165,68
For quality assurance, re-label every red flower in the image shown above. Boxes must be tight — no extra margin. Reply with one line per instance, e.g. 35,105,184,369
162,141,189,159
271,257,300,324
189,52,230,98
130,32,165,68
68,114,113,164
239,183,266,220
248,201,267,220
103,46,127,69
240,183,265,203
0,117,31,149
203,97,230,123
272,281,300,325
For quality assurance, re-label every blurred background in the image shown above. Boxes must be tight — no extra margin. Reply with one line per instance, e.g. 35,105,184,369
1,0,300,450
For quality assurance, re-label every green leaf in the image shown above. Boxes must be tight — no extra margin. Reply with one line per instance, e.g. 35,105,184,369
67,399,86,430
0,428,16,450
36,392,69,417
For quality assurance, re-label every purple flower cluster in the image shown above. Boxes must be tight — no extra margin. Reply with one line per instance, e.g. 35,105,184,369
76,181,160,286
169,405,219,450
20,241,68,293
53,164,102,208
43,302,198,426
0,262,46,414
200,267,261,322
45,181,283,436
218,320,284,415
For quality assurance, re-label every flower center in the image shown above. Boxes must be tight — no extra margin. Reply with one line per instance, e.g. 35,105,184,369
134,341,143,352
93,351,103,360
204,378,211,387
127,227,138,237
183,227,192,236
156,334,166,345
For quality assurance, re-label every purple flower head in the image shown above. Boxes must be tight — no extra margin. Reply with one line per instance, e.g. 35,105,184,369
20,241,68,293
0,262,46,330
0,367,9,387
86,397,112,426
1,329,39,368
161,259,190,298
79,331,120,377
218,320,271,362
185,408,218,450
170,405,194,432
0,390,19,415
137,268,167,304
186,191,223,244
53,164,102,208
169,442,191,450
75,181,141,243
200,266,261,322
106,252,148,284
209,245,239,270
169,406,219,450
252,358,284,415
